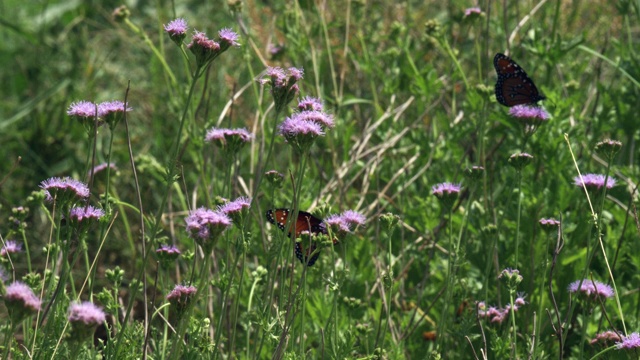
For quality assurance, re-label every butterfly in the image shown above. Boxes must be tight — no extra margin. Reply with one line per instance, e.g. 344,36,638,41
493,53,545,107
266,209,328,266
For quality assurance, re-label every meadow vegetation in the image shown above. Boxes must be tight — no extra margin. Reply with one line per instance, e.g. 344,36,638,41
1,0,640,359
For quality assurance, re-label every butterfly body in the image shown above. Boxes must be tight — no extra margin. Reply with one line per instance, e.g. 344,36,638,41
266,209,326,266
493,53,545,107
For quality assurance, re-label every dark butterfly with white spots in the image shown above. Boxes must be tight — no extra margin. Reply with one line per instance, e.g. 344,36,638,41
493,53,545,107
266,209,332,266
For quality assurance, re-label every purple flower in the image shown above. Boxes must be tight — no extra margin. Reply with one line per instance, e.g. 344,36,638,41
156,245,181,268
499,268,523,287
97,100,132,117
509,105,550,121
431,182,461,196
278,116,324,137
1,240,22,257
568,279,614,299
205,127,253,154
67,101,97,118
297,96,324,112
539,218,560,226
325,214,352,233
297,110,335,128
218,28,240,48
464,7,482,17
574,173,616,190
288,67,304,81
340,210,366,227
432,182,461,209
164,18,188,42
40,177,90,203
515,293,527,307
617,332,640,350
218,196,251,225
185,207,232,251
218,196,251,215
156,244,181,256
590,330,622,345
263,66,303,112
4,282,41,321
69,205,105,224
167,284,197,317
188,30,222,68
68,301,106,326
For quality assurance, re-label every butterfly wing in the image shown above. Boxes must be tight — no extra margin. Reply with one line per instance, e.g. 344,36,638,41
266,208,326,266
493,53,545,107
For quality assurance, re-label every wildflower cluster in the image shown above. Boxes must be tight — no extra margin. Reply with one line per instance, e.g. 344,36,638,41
67,301,106,343
40,177,89,207
568,279,614,299
185,207,232,252
432,182,461,210
325,210,366,236
167,284,198,319
185,28,239,69
262,66,304,113
477,294,527,324
67,100,132,129
573,173,616,191
217,196,252,226
205,127,253,156
278,97,335,154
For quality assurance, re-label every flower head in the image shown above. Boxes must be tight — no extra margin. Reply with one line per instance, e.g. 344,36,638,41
539,218,561,233
573,173,616,191
499,268,523,288
568,279,614,299
98,100,132,128
156,244,181,269
617,332,640,350
218,196,251,226
164,18,188,44
68,205,105,231
595,139,622,161
464,7,483,17
188,30,221,68
218,28,240,49
205,127,253,154
4,282,41,322
68,301,106,326
509,105,550,121
1,240,22,257
167,284,197,318
508,152,533,170
278,114,325,154
40,177,89,205
67,101,98,118
185,207,232,252
297,110,335,129
297,96,324,112
263,66,303,112
432,182,461,209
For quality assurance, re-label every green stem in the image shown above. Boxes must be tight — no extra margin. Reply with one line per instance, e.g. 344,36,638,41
515,171,522,267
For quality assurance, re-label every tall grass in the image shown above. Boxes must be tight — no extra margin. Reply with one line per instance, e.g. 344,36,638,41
1,0,640,359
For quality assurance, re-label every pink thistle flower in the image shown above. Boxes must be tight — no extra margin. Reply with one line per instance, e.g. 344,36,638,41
1,240,22,257
167,284,197,318
68,301,106,326
40,177,90,203
568,279,614,299
67,101,97,118
574,173,616,190
218,28,240,48
297,96,324,112
509,105,550,121
164,18,188,44
4,282,41,322
617,332,640,350
185,207,232,252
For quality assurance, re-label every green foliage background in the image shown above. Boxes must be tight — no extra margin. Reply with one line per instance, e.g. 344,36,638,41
1,0,640,358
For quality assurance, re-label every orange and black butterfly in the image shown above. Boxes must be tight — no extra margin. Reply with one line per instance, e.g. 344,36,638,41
493,53,545,107
266,209,327,266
